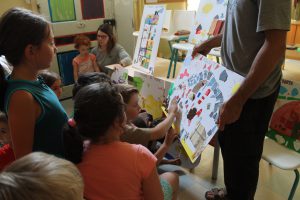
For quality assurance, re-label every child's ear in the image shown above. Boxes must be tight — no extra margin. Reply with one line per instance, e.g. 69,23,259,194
24,44,36,59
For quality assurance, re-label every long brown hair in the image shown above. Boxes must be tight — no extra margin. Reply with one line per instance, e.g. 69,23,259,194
97,23,116,53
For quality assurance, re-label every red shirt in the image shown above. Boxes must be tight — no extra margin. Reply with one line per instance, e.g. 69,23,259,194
0,144,15,171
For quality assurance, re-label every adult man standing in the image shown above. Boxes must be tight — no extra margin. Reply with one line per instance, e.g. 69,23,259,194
193,0,291,199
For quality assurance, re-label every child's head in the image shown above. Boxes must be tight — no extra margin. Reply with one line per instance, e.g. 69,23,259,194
74,83,126,142
72,72,112,98
38,70,62,98
0,152,84,200
74,34,91,56
0,111,9,146
0,8,55,109
115,84,141,121
0,8,54,69
97,23,116,53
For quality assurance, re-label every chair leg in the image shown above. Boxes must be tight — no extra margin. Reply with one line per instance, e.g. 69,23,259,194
167,48,175,78
216,56,220,64
288,169,299,200
173,49,178,78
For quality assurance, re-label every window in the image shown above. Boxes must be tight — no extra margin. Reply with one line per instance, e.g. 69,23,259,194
187,0,201,11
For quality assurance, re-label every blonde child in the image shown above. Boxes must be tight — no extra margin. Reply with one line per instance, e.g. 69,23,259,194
38,70,62,98
0,152,83,200
0,8,68,159
116,84,178,146
65,83,178,200
72,35,99,81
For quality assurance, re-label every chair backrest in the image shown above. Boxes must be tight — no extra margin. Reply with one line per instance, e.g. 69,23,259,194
172,10,196,32
188,0,227,44
267,79,300,153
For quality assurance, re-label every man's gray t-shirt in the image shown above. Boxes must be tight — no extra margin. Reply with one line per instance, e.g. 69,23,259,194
221,0,291,98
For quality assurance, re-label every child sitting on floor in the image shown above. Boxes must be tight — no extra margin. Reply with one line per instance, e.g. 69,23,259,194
72,35,99,82
65,83,178,200
115,84,178,147
38,70,62,98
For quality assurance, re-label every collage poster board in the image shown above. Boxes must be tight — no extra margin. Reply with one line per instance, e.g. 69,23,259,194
132,71,170,119
267,79,300,153
168,54,244,162
189,0,228,45
133,5,166,75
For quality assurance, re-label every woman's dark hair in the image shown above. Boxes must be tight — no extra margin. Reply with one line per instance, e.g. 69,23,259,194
0,8,50,110
38,70,61,88
97,23,116,53
72,72,112,98
64,83,125,163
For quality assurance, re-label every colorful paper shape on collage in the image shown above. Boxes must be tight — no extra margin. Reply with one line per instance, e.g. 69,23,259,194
168,53,244,162
189,0,228,45
267,79,300,153
48,0,76,22
132,71,168,119
166,139,201,169
111,67,128,84
133,5,166,74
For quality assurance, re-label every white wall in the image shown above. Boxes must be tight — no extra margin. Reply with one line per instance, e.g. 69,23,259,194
114,0,135,57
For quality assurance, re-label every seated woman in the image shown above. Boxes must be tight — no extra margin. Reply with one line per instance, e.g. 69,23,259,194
91,23,132,74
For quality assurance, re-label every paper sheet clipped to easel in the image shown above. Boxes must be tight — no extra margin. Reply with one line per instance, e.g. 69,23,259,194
168,53,244,163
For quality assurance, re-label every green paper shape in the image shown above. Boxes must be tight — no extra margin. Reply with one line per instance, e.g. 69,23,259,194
132,77,144,91
49,0,76,22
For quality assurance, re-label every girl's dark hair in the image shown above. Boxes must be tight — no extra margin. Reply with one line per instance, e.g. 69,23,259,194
97,23,116,53
0,8,50,110
38,70,61,88
72,72,112,98
64,83,125,163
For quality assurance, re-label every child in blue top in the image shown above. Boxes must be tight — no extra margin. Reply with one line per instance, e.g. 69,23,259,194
0,8,67,159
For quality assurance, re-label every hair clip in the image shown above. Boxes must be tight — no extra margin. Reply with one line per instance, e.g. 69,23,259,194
68,118,76,128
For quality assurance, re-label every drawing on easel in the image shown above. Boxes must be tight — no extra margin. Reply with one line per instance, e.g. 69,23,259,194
189,0,228,45
48,0,76,22
168,53,244,162
133,5,166,74
267,79,300,153
132,71,170,119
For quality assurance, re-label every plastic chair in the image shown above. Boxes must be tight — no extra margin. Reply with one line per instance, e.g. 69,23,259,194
262,137,300,200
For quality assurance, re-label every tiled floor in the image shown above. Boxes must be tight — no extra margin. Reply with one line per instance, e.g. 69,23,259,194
61,58,300,200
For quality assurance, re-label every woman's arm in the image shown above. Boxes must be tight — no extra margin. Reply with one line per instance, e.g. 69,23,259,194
93,60,100,72
117,45,132,66
72,60,79,82
142,168,164,200
8,90,39,158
